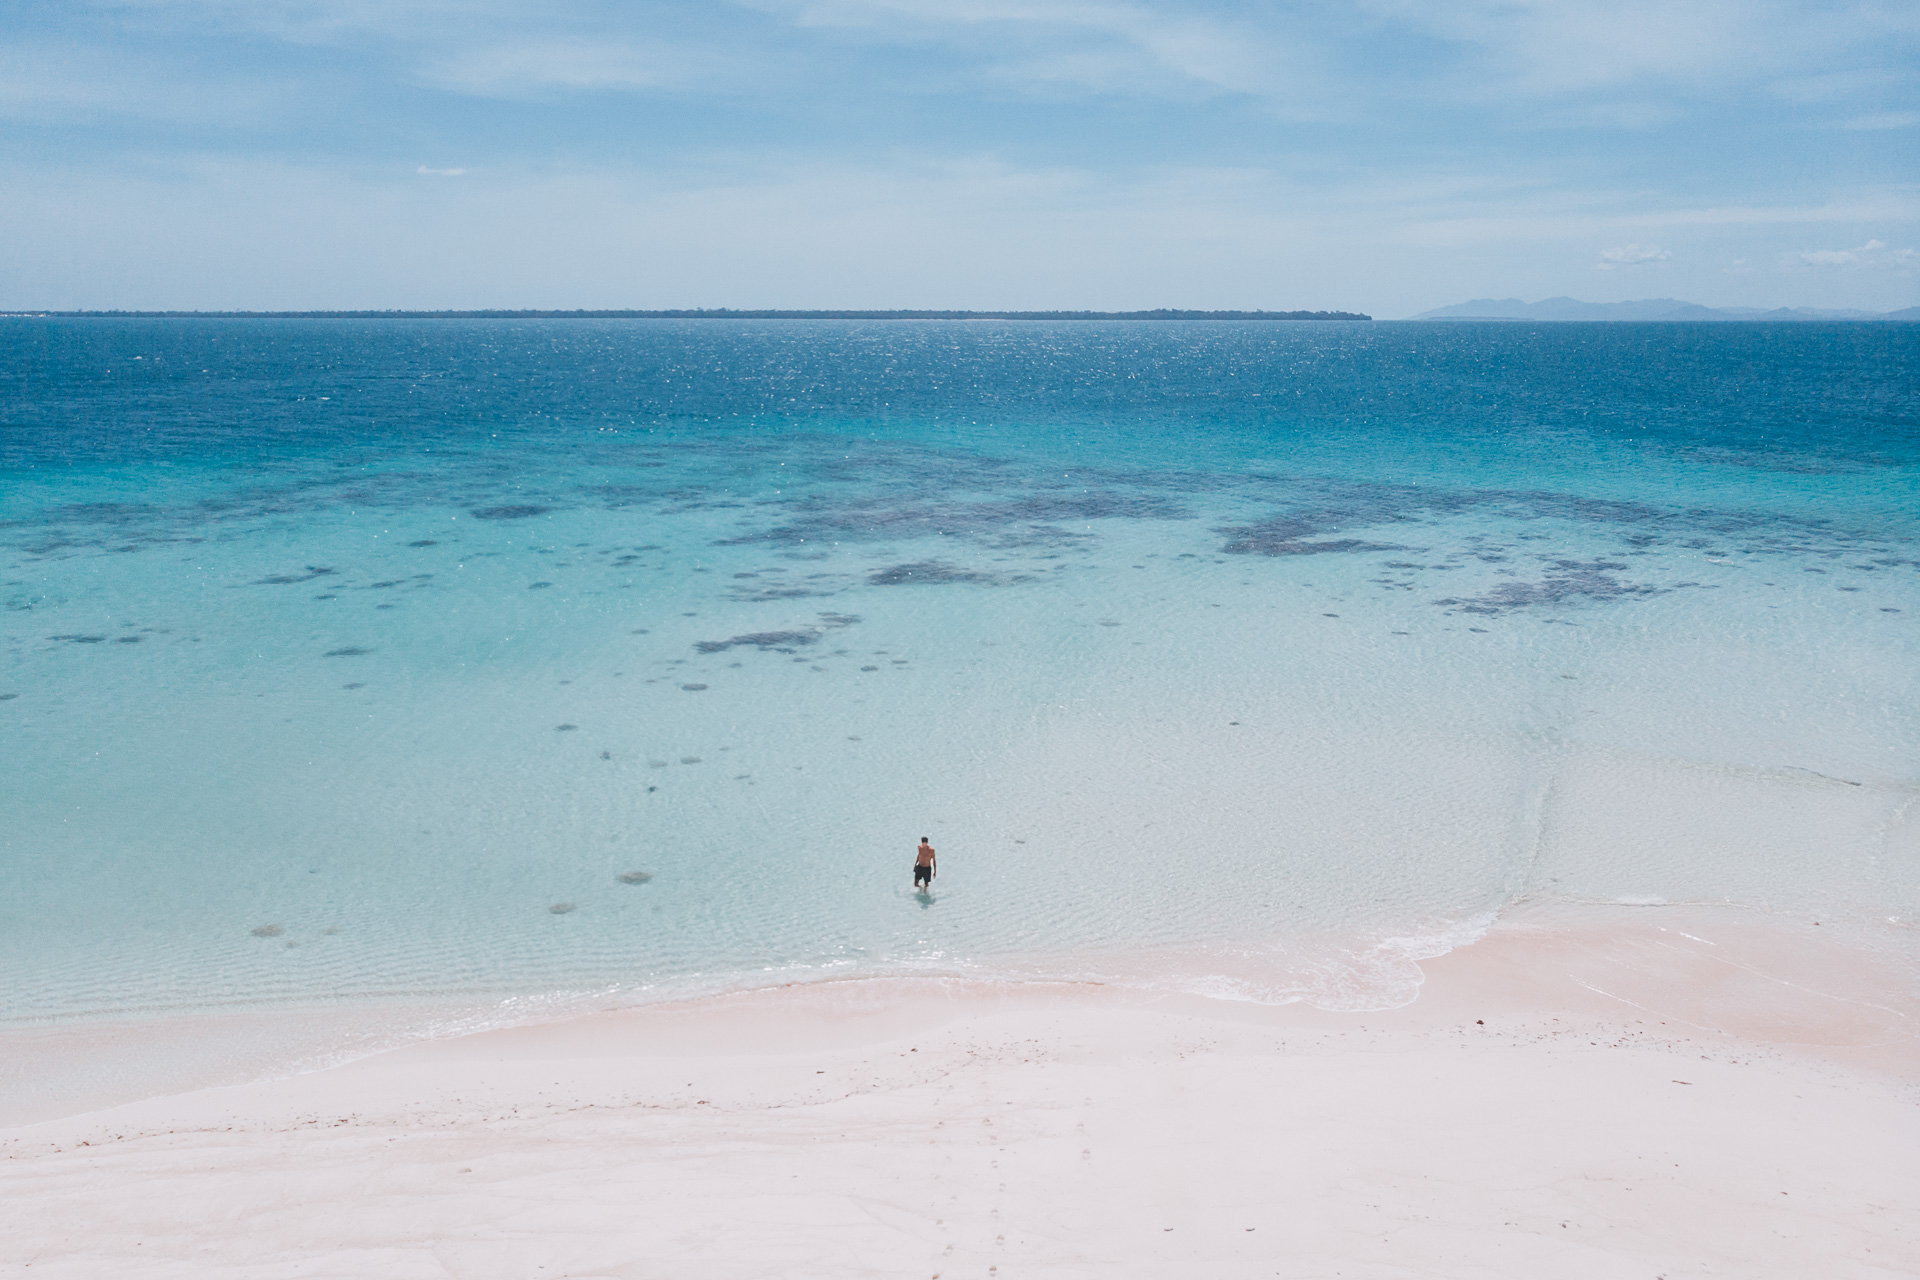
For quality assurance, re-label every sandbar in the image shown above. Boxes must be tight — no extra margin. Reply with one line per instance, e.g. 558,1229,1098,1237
3,905,1915,1278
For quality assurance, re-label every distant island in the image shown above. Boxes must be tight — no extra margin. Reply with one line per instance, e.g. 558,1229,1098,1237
7,307,1372,322
1409,296,1920,322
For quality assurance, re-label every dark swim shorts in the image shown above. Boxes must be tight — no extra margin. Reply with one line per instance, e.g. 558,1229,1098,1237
914,864,932,885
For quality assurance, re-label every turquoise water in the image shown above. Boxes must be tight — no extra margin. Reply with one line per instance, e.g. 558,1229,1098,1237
4,318,1917,1032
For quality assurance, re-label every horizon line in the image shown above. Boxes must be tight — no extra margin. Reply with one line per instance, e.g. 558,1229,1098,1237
1,307,1374,322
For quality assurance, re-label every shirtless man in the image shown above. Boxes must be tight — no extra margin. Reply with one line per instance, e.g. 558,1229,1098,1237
913,837,936,890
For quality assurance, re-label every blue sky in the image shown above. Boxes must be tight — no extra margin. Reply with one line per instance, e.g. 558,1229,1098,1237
2,1,1916,314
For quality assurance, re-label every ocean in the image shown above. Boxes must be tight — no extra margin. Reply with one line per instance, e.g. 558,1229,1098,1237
3,318,1916,1071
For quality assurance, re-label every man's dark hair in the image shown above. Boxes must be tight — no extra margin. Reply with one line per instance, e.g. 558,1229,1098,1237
921,836,929,843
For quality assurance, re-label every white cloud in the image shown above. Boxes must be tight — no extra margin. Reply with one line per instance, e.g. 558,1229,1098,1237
1799,239,1880,265
759,0,1332,109
1644,193,1920,227
1361,0,1920,126
417,166,466,176
87,0,496,48
417,39,744,97
1843,111,1920,130
1597,243,1670,269
0,40,290,125
1793,238,1917,268
1364,0,1791,94
31,0,1920,134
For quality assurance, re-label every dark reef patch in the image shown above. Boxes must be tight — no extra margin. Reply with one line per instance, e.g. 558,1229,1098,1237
1223,533,1410,556
868,560,997,586
1209,473,1893,569
696,630,820,654
324,646,373,657
726,583,840,601
254,567,336,585
408,540,438,547
717,488,1190,551
1435,560,1664,615
991,524,1092,550
472,505,552,520
617,871,653,884
49,634,107,643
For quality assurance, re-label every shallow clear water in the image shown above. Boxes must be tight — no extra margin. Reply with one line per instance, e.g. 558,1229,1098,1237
3,318,1917,1029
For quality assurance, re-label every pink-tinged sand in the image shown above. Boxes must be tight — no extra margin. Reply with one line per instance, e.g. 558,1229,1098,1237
3,906,1915,1278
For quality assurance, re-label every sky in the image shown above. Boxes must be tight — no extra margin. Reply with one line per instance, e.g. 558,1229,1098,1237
2,0,1917,316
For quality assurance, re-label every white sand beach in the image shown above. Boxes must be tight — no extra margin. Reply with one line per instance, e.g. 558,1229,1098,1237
4,907,1916,1279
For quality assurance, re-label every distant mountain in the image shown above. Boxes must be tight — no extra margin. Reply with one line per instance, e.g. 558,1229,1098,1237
1408,296,1913,321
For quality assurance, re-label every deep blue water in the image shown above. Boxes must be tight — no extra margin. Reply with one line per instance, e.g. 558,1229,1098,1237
8,319,1917,474
3,320,1916,1052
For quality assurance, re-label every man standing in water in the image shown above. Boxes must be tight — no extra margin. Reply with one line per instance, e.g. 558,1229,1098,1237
913,836,936,891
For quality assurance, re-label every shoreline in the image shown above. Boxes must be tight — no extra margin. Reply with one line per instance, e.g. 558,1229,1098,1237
5,905,1916,1276
2,901,1913,1129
